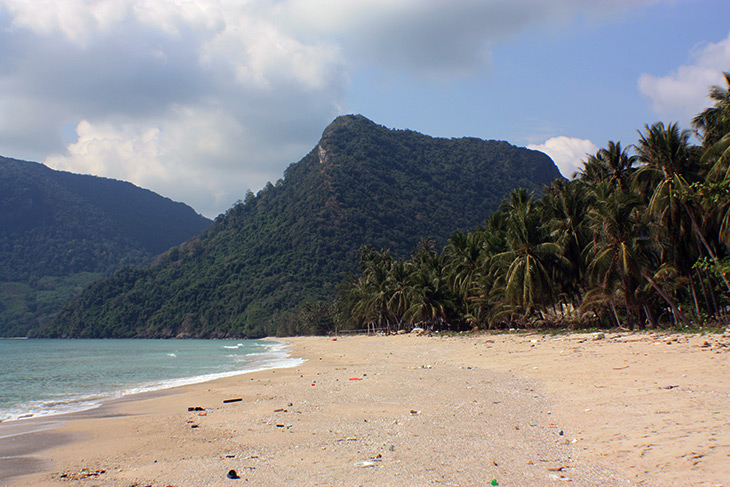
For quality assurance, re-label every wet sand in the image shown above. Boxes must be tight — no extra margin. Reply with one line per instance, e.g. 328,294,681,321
3,331,729,486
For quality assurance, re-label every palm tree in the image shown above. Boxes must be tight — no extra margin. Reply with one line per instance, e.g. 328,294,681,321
541,179,592,316
468,211,508,328
444,230,485,323
633,123,697,256
692,71,730,149
490,189,568,323
584,184,687,328
578,141,637,192
634,121,730,297
385,259,413,330
692,73,730,260
350,246,396,331
405,250,454,329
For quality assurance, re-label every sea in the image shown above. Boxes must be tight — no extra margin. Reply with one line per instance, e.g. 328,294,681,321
0,338,303,422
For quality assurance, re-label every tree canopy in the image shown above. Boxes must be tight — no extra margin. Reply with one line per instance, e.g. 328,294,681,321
40,115,562,338
0,157,211,336
334,77,730,333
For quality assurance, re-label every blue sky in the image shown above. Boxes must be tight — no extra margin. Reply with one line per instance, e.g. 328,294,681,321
0,0,728,217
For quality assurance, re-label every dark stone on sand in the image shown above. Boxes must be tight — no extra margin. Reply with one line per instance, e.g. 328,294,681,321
227,469,240,479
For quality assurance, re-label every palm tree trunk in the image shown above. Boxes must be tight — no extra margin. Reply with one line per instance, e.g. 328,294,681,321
643,304,659,329
689,278,701,319
610,301,624,329
695,268,715,317
642,272,690,326
686,206,730,293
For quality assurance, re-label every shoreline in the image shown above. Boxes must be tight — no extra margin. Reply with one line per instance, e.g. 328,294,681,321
3,331,729,486
0,338,301,423
0,339,301,483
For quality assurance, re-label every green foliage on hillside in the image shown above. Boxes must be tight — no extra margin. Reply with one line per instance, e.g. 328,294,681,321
0,157,212,335
42,115,563,338
334,76,730,333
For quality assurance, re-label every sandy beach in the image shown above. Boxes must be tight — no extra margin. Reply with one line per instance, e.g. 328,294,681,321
2,331,729,486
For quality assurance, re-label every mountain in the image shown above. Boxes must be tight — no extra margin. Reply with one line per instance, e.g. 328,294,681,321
0,156,212,336
42,115,563,338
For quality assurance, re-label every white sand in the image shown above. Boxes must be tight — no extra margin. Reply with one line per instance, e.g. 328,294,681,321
7,331,729,486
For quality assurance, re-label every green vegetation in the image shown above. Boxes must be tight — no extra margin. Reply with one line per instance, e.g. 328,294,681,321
41,115,562,338
0,157,211,335
335,75,730,333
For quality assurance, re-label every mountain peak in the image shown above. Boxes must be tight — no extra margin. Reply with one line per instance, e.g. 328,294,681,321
323,114,376,134
43,116,563,338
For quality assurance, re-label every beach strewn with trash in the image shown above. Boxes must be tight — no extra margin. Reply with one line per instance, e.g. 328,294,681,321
7,332,729,486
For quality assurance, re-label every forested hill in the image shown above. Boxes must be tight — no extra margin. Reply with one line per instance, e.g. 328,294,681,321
0,156,212,336
42,114,563,338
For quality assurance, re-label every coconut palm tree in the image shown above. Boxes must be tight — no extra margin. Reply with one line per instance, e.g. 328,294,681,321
585,183,688,328
692,72,730,255
405,249,454,329
443,230,485,324
578,141,637,192
633,123,697,257
490,189,568,323
692,71,730,150
541,179,592,315
350,246,396,331
635,121,730,297
385,259,414,330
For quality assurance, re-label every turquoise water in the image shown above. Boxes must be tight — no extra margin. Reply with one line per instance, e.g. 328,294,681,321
0,339,302,422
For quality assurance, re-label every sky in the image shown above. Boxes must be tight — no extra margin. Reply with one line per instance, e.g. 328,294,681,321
1,0,729,218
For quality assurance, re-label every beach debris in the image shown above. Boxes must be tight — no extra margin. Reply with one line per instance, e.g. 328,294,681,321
490,480,499,486
547,466,566,472
188,406,205,411
191,424,200,428
662,385,679,390
198,412,207,416
592,332,605,340
56,468,106,480
558,429,564,436
354,459,381,468
274,408,288,412
227,469,240,479
223,398,243,403
409,410,421,415
349,377,362,381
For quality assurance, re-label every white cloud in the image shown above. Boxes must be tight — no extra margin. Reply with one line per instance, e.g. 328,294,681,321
528,136,598,179
0,0,684,217
0,0,346,217
45,104,317,218
281,0,660,78
638,32,730,124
